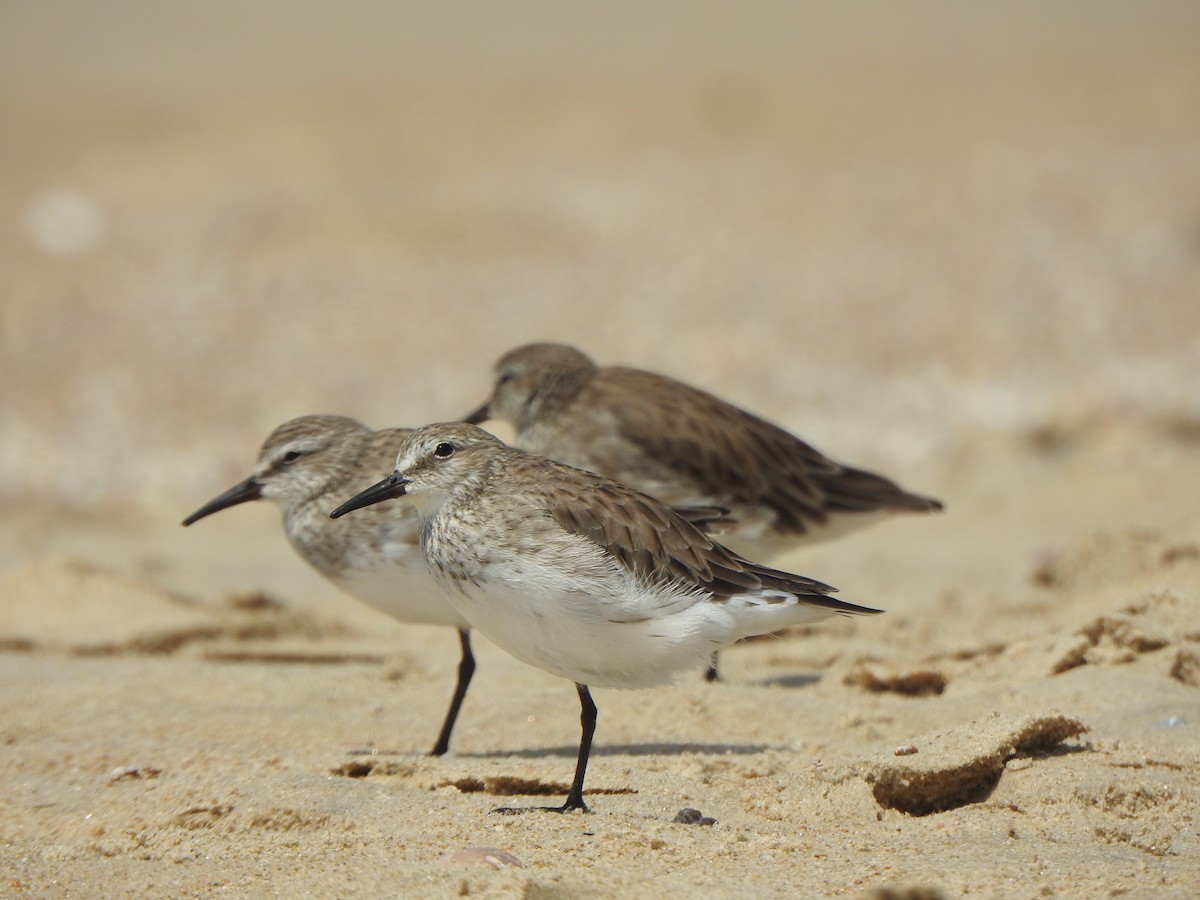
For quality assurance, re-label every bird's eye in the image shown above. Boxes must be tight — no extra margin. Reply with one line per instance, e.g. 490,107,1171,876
433,442,455,459
283,450,303,462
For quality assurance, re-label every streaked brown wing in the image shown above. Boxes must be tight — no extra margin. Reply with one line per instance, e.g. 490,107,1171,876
592,368,841,532
544,462,879,616
671,505,735,532
593,368,942,532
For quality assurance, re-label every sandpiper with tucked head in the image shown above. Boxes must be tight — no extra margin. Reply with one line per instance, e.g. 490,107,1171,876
330,422,882,813
182,415,475,757
465,342,941,679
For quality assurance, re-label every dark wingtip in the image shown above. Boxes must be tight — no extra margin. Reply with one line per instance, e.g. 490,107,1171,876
845,601,886,615
816,594,885,617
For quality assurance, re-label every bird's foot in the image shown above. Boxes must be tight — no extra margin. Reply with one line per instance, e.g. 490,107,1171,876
490,798,590,815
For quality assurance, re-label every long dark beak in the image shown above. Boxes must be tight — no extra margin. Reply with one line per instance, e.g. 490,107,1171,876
329,472,410,519
181,476,263,526
462,403,491,425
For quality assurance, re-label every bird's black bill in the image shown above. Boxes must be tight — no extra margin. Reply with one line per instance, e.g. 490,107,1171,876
181,476,264,526
329,472,409,519
462,403,490,425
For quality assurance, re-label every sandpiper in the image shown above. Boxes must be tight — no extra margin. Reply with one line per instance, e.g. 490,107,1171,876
330,422,881,813
465,342,941,679
182,415,474,757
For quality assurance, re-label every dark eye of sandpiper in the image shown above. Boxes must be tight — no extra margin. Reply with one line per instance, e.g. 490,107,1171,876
434,442,455,459
283,450,303,462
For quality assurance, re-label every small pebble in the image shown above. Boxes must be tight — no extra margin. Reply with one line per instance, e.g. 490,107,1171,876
894,744,919,756
673,807,716,826
439,848,523,869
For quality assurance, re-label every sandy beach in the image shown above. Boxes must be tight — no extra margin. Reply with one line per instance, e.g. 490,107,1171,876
2,2,1199,896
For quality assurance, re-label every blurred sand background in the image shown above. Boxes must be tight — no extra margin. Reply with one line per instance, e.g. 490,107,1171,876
2,1,1199,896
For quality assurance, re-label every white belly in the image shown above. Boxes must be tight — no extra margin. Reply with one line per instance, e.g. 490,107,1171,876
332,558,468,629
443,577,715,688
439,559,836,690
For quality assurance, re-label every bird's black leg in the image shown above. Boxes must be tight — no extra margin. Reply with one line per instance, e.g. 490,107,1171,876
493,682,595,815
429,629,475,757
704,650,720,683
558,683,596,812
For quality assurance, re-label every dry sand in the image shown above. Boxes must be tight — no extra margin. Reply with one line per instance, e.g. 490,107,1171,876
2,2,1199,896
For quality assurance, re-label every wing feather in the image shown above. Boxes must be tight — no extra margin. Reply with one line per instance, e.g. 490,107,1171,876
542,461,880,617
590,368,938,534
